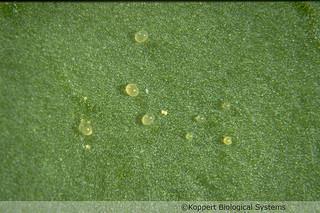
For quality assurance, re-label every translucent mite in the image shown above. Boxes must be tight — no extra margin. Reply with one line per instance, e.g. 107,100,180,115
135,30,148,43
84,144,91,150
141,113,155,125
161,109,168,116
221,101,231,110
222,136,232,145
194,115,205,122
185,132,193,141
125,83,139,97
78,119,93,136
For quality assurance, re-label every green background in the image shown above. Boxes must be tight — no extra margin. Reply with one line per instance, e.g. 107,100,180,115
0,2,319,201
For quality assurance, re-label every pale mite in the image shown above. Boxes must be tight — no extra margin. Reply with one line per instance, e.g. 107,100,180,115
185,132,193,140
135,30,148,43
78,119,93,136
125,83,139,97
141,113,155,125
222,136,232,145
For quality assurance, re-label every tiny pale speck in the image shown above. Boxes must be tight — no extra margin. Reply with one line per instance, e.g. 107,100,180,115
161,109,168,116
141,113,155,125
135,30,148,43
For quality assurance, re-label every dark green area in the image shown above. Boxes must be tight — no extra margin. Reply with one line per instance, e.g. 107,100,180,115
0,2,319,201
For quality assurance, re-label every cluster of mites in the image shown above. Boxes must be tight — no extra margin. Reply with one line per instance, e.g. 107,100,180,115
78,31,232,149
